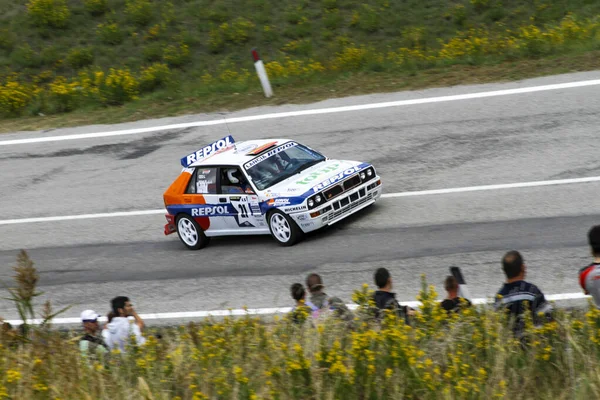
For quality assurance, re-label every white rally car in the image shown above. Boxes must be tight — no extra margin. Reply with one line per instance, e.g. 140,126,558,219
163,136,382,249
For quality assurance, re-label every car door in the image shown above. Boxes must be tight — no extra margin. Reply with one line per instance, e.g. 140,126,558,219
217,166,268,233
183,166,229,235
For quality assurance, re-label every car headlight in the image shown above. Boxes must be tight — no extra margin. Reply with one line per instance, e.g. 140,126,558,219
308,199,314,207
315,195,322,203
360,172,366,180
367,168,373,177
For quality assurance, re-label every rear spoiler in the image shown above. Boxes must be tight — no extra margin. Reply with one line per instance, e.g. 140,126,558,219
180,135,235,168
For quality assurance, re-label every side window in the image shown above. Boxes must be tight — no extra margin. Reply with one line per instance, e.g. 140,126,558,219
189,167,217,194
219,167,254,194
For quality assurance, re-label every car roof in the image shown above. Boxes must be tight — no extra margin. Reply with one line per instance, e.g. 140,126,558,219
188,138,294,168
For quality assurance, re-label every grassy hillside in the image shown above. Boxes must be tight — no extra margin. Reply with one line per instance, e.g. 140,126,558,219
0,0,600,130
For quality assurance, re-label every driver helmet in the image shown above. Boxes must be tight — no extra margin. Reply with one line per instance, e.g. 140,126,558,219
226,168,240,184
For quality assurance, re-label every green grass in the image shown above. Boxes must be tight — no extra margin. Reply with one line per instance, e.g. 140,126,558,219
1,0,600,132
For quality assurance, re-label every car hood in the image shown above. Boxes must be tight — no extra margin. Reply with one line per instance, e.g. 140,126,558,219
264,159,370,199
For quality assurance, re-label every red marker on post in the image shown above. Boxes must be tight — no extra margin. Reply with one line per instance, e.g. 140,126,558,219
252,48,273,98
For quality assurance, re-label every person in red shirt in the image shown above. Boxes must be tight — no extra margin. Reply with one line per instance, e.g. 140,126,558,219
579,225,600,307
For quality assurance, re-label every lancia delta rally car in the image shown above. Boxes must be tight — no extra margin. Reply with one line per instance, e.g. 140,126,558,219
163,136,382,249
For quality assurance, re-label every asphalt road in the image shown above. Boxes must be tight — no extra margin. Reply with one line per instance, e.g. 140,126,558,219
1,71,599,321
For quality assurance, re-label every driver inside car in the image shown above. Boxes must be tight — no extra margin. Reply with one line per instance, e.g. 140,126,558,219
222,169,254,194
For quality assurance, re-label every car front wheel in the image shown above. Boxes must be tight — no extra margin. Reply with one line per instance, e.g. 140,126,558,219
268,210,303,246
176,214,210,250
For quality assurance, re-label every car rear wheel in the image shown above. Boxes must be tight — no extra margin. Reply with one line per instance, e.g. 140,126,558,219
176,214,210,250
268,210,302,246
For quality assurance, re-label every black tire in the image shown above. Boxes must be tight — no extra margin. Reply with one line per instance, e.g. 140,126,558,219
176,214,210,250
267,210,303,246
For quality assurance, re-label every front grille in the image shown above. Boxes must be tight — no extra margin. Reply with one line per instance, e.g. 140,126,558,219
329,192,373,221
323,184,343,201
322,174,361,202
343,175,361,191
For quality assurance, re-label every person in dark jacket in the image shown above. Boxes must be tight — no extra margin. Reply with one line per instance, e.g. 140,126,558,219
373,268,412,324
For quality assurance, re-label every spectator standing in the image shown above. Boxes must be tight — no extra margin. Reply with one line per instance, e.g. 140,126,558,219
494,251,553,336
305,273,353,322
79,310,109,357
441,276,472,314
105,296,146,352
579,225,600,308
373,268,412,324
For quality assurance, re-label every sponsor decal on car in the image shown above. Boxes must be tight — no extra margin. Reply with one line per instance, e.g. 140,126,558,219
284,205,307,212
268,198,291,206
243,142,298,170
296,163,341,185
311,166,362,192
181,135,235,167
191,206,228,216
234,142,259,154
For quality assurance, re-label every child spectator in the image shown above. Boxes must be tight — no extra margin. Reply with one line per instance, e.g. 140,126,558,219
305,273,354,322
441,276,472,314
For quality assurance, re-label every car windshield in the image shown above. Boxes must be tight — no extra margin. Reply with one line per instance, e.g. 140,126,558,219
245,143,326,190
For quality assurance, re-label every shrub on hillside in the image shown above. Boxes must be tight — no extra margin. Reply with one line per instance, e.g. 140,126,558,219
46,76,81,112
0,29,15,52
96,23,124,45
0,77,34,116
125,0,153,27
66,47,94,70
331,45,370,70
350,4,381,33
84,0,109,16
99,68,139,105
139,62,171,92
163,43,190,67
10,44,42,69
26,0,71,29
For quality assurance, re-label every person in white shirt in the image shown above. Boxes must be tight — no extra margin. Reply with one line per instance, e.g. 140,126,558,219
104,296,146,352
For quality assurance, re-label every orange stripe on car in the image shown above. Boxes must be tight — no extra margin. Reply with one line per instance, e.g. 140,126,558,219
247,141,278,155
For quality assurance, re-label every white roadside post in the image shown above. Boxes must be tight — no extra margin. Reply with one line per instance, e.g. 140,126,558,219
252,48,273,98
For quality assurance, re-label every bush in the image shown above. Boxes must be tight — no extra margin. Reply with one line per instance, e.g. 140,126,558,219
66,47,94,70
350,4,380,33
142,42,164,62
46,75,81,112
99,68,139,105
0,78,34,116
26,0,71,29
125,0,153,27
0,29,15,52
10,44,42,69
331,46,370,71
139,62,171,92
84,0,109,16
96,23,124,45
162,43,190,67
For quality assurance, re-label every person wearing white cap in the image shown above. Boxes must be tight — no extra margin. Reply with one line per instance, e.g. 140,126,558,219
79,309,109,357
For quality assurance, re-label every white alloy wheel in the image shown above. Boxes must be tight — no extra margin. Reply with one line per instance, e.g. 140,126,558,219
178,218,199,246
176,215,210,250
270,213,291,243
267,210,303,246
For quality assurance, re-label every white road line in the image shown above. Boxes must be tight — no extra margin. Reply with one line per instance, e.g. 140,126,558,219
4,293,590,325
1,79,600,146
0,210,165,225
383,176,600,197
1,175,599,226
